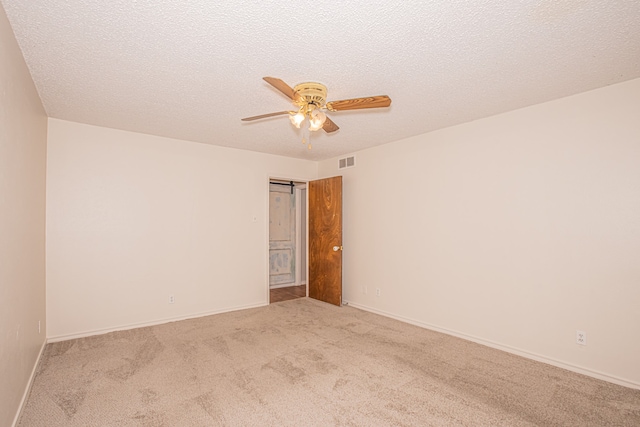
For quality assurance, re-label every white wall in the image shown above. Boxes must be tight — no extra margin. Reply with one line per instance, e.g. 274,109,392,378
319,78,640,388
46,119,317,339
0,6,48,427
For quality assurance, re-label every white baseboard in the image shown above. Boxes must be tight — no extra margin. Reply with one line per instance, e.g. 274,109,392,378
270,283,305,289
269,283,294,289
12,339,47,427
47,302,268,343
345,301,640,391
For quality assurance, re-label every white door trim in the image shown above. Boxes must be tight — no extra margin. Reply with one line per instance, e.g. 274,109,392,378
294,184,307,287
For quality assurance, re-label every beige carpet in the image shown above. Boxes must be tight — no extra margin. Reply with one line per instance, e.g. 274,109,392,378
18,298,640,426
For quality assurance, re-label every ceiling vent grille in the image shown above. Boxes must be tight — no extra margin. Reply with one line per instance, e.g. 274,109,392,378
339,156,356,169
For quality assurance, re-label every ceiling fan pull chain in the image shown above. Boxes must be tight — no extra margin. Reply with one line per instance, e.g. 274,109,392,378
301,117,310,148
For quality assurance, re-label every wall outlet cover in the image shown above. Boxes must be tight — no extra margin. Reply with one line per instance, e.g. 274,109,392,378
576,330,587,345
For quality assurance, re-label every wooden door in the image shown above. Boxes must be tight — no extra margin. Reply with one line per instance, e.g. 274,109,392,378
269,184,296,287
308,176,342,306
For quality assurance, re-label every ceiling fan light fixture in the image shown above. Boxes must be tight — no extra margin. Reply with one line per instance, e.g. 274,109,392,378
308,108,326,131
289,110,305,128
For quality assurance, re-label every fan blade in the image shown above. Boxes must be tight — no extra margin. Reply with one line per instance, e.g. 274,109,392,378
241,111,291,121
326,95,391,111
263,77,297,100
322,116,339,133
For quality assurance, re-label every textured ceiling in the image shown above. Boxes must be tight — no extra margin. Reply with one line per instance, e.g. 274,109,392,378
2,1,640,161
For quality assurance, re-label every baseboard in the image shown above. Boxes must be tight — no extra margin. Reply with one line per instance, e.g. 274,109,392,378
269,283,306,289
47,302,268,343
345,301,640,390
12,339,47,427
269,283,296,289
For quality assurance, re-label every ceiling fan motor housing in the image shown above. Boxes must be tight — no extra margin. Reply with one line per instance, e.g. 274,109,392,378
293,82,327,109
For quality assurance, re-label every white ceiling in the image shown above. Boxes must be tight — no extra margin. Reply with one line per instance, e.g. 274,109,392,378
3,1,640,161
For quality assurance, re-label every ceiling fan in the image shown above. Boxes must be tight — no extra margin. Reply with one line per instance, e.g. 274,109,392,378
241,77,392,149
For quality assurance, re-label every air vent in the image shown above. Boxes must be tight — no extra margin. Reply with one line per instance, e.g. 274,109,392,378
338,156,356,169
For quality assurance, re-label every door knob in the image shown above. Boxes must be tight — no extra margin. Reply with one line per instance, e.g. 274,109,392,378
332,246,343,252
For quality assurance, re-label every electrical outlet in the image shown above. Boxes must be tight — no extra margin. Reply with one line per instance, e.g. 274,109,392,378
576,330,587,345
169,295,175,304
375,288,381,297
38,320,41,334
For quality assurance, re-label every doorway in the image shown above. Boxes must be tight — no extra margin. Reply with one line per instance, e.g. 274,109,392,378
267,176,343,306
269,179,307,303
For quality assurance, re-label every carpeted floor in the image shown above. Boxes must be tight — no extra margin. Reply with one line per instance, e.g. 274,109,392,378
18,298,640,426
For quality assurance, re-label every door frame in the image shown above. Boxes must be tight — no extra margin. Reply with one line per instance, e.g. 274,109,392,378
294,183,307,288
266,175,309,302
